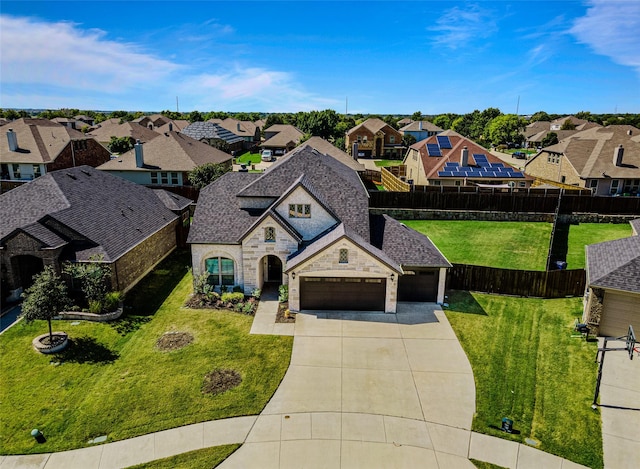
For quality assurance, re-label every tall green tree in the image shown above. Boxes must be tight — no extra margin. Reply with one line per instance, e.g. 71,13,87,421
188,110,204,123
107,136,134,154
530,111,551,122
295,110,340,139
188,162,230,189
541,132,559,147
560,119,576,130
21,266,71,342
63,258,111,306
411,111,423,121
484,114,527,145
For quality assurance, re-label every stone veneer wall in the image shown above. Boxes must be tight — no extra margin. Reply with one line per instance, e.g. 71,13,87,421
113,220,178,292
288,238,397,313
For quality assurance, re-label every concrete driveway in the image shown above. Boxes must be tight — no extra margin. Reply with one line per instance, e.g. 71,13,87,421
221,303,477,468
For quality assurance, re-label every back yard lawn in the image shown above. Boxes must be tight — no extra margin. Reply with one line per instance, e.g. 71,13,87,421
566,223,633,269
0,250,293,455
402,220,551,270
446,292,602,469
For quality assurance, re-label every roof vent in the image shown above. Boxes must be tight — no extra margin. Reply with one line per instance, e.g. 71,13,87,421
169,123,173,132
613,144,624,167
628,129,633,136
419,121,423,131
81,169,91,176
6,128,18,151
66,173,77,180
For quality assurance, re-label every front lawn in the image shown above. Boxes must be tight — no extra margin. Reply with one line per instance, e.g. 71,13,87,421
235,151,261,165
402,220,551,270
566,223,632,269
127,444,240,469
0,251,293,454
374,159,403,167
445,291,602,469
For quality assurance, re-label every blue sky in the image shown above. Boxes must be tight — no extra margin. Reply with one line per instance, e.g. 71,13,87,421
1,1,639,115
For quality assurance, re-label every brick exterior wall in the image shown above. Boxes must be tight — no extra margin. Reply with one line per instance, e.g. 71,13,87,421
113,220,178,292
1,232,64,291
47,139,111,172
287,238,398,313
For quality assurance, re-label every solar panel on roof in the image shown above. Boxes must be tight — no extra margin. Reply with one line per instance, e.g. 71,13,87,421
437,135,452,149
473,154,487,159
438,171,453,177
427,144,442,156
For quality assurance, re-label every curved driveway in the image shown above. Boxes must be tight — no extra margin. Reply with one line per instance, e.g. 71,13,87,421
222,303,477,468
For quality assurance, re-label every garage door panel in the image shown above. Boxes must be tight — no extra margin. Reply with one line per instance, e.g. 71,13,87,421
301,277,385,311
398,270,438,302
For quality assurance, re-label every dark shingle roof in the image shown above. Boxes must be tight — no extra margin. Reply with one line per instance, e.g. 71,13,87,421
370,215,451,268
181,122,244,144
187,172,263,244
0,166,184,262
587,236,640,293
152,189,193,211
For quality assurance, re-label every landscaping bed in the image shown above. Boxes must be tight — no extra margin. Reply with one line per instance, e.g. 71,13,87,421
445,291,603,468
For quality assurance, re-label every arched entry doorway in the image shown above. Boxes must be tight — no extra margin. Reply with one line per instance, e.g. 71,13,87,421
260,255,283,286
11,255,45,290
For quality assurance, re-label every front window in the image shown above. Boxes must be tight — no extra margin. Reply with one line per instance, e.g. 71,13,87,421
151,172,158,184
389,136,395,144
12,164,21,179
161,172,169,184
289,204,311,218
610,179,620,195
265,226,276,242
170,172,179,185
205,257,234,285
32,165,42,178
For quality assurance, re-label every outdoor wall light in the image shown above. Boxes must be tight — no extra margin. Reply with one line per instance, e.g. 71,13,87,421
291,272,296,279
390,273,395,282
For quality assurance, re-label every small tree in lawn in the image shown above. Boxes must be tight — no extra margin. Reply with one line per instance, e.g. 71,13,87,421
21,266,71,344
188,162,230,189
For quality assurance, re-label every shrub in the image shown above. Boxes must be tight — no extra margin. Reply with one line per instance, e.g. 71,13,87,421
194,272,216,295
103,291,123,312
278,284,288,303
242,303,254,314
221,292,244,304
88,300,103,314
251,288,261,299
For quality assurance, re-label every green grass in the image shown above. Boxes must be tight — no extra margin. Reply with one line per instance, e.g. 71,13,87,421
566,223,632,269
402,220,552,270
126,444,240,469
0,250,293,455
445,291,603,469
373,159,403,167
470,460,507,469
235,152,261,165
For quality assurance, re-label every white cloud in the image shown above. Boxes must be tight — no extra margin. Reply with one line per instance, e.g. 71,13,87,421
0,15,181,93
570,0,640,75
428,4,497,50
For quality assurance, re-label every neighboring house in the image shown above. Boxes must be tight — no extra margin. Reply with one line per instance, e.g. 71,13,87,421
75,114,96,126
189,145,450,313
346,118,404,159
583,220,640,336
88,119,160,145
524,125,640,195
0,166,191,301
215,118,261,149
154,120,189,134
402,130,531,188
522,117,601,148
399,121,443,142
261,124,304,156
133,114,171,130
0,119,111,182
396,118,413,127
181,121,244,154
51,117,86,131
301,136,366,173
97,131,232,187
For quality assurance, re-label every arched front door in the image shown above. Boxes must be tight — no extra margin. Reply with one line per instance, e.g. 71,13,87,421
262,255,283,285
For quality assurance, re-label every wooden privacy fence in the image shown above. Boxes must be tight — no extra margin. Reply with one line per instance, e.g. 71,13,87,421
369,190,640,215
447,264,586,298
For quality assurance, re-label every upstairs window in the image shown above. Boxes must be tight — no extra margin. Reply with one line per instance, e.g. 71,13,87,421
151,172,158,184
265,227,276,242
32,165,42,178
339,249,348,264
289,204,311,218
11,164,21,179
389,136,395,144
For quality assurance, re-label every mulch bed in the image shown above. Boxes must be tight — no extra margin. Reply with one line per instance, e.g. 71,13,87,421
156,331,194,351
184,294,257,315
276,302,295,323
202,369,242,395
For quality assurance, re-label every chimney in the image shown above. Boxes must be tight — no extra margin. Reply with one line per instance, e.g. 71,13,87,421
169,123,173,132
461,146,469,166
613,144,624,167
6,128,18,151
134,139,144,168
237,123,241,131
419,121,423,131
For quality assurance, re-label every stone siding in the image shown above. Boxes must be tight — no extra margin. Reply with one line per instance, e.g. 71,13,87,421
273,186,337,240
113,220,178,292
525,152,583,187
288,238,397,313
1,232,64,290
241,217,299,293
191,244,244,288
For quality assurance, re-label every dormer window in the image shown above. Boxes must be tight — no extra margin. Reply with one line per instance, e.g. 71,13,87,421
289,204,311,218
265,227,276,242
339,249,348,264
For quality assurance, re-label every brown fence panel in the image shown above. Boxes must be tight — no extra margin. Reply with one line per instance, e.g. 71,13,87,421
447,264,586,298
